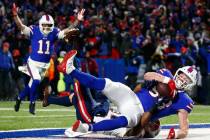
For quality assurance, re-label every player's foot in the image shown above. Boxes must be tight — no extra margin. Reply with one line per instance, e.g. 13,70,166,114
29,102,35,115
64,127,89,137
57,50,77,74
14,96,21,112
72,120,89,133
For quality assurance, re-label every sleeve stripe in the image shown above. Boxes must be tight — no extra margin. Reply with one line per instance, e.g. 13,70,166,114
189,103,194,108
29,25,33,30
186,105,193,110
29,26,33,35
159,69,164,73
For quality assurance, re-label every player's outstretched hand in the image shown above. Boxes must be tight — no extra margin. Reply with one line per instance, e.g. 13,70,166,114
77,9,85,21
167,128,175,139
12,3,19,16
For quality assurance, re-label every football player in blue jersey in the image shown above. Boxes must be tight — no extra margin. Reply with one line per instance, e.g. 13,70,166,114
79,67,197,139
56,50,177,133
12,3,85,114
122,66,197,139
147,66,197,139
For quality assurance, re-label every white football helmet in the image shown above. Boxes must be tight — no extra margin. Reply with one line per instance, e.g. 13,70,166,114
39,15,54,35
174,66,197,91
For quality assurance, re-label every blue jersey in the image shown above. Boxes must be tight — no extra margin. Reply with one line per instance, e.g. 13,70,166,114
136,68,174,112
29,25,60,63
151,91,194,121
136,88,159,112
141,68,194,120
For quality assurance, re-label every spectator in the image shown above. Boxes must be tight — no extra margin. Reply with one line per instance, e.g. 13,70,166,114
0,0,208,103
12,49,25,94
0,42,15,100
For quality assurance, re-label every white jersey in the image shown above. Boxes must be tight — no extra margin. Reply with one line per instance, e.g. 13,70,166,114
102,78,144,127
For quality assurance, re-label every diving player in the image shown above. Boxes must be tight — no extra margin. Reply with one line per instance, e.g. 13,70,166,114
119,66,197,139
62,66,197,139
147,66,197,139
12,3,85,114
56,50,177,133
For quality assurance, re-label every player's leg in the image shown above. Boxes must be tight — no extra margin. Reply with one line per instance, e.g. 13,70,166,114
27,60,42,115
58,50,142,131
14,85,30,112
28,79,40,115
72,115,128,133
45,95,73,107
57,50,106,91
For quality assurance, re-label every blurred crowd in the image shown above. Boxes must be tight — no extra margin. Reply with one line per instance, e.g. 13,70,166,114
0,0,209,103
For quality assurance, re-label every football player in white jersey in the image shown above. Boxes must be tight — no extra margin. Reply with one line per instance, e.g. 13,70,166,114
56,50,177,133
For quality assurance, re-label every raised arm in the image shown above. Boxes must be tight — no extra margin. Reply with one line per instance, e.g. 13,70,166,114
58,9,85,39
63,9,85,34
12,3,31,36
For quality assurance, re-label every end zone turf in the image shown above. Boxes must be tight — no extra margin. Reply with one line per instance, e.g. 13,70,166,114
1,124,210,139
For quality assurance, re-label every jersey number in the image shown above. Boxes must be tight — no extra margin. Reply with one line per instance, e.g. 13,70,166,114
38,40,50,54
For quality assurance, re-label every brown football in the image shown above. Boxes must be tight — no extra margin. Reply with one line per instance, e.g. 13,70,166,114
156,82,171,97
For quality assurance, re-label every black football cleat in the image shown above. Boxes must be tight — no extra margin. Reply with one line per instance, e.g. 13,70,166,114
14,96,21,112
29,102,36,115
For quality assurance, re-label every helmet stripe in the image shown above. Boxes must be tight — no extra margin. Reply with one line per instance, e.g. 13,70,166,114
46,15,50,21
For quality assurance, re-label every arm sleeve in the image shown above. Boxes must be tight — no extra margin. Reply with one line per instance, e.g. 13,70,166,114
21,25,33,37
57,30,65,39
174,94,194,113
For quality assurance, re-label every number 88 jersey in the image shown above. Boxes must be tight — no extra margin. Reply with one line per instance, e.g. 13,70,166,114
29,25,60,63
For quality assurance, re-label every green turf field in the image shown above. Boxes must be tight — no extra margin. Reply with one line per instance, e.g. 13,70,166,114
0,101,210,130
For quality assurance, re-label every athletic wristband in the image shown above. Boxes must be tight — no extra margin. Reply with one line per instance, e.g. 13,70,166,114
163,77,170,84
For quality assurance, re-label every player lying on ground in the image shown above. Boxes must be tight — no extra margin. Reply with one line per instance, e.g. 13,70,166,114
62,66,197,139
56,50,177,133
12,3,85,114
42,78,161,138
126,66,197,139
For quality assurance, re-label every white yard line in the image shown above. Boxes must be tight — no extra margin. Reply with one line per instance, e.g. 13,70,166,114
0,108,75,112
0,114,75,119
0,127,66,132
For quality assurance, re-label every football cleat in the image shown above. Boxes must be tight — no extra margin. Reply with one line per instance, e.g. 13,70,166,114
14,96,21,112
72,120,89,133
64,127,90,137
57,50,77,74
29,102,35,115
